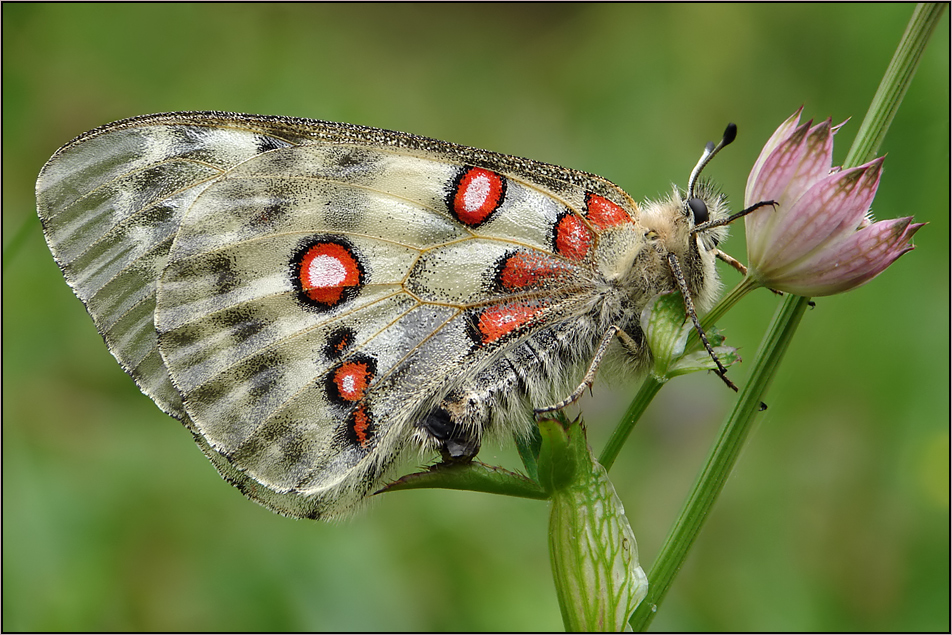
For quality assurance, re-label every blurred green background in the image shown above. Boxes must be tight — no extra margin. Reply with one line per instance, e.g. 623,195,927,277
3,4,948,631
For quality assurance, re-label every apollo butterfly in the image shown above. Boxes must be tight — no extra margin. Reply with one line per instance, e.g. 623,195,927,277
35,111,743,519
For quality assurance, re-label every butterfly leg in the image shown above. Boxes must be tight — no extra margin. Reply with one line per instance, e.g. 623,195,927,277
715,249,748,276
715,248,784,296
534,325,638,415
666,252,739,392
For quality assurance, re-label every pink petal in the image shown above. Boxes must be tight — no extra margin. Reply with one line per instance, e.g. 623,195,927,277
770,217,923,296
763,157,884,272
745,121,836,266
745,108,802,202
782,120,836,210
745,121,812,264
748,119,834,210
745,120,812,210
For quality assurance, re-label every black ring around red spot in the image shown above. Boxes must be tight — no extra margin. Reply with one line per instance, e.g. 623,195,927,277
325,355,377,405
553,212,593,261
468,300,547,345
493,250,571,292
290,237,364,310
323,327,356,360
344,405,375,449
326,354,378,449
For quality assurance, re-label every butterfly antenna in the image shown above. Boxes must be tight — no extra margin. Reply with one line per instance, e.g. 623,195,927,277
687,123,737,199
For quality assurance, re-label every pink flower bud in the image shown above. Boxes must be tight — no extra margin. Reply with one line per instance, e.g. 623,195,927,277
744,109,923,296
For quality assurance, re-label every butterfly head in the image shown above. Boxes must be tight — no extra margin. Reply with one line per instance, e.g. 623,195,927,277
635,124,738,312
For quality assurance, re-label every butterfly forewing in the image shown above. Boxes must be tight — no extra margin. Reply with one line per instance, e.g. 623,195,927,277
35,118,317,417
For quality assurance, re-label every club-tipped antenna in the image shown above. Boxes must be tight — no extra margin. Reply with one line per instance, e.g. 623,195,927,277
687,123,737,199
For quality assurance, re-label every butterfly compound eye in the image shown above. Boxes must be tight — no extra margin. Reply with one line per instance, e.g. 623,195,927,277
687,197,709,225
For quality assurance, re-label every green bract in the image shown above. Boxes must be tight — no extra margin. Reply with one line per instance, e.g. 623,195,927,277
540,418,648,631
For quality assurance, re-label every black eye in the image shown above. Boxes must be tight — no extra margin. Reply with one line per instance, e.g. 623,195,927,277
687,198,709,225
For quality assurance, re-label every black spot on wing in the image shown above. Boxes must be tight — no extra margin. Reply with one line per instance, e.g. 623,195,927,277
203,252,241,295
334,147,367,168
242,350,285,403
229,414,312,484
139,200,182,231
160,325,200,356
332,404,375,452
255,134,290,154
324,327,356,360
213,306,266,342
247,199,289,230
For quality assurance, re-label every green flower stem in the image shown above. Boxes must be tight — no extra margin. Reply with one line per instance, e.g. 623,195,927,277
844,2,946,168
700,274,761,331
629,294,809,631
599,375,664,471
628,6,939,630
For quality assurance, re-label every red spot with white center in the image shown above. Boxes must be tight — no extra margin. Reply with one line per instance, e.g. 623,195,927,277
451,166,506,226
329,358,375,403
498,251,571,290
585,193,631,229
295,240,363,308
554,213,593,261
476,300,546,343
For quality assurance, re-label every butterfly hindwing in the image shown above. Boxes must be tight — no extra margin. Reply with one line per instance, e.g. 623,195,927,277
37,112,645,518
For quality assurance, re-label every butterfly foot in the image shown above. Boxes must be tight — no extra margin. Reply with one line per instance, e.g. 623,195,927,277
533,383,590,416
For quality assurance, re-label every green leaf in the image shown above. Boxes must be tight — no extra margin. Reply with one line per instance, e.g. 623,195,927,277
668,346,741,377
641,291,740,381
515,423,543,483
377,460,547,500
641,291,690,375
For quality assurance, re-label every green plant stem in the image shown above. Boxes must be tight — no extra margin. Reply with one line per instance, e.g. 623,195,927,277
844,2,947,168
629,294,809,631
599,376,664,471
628,6,940,630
